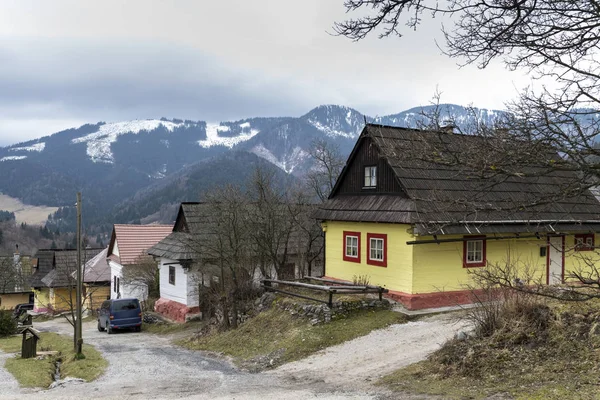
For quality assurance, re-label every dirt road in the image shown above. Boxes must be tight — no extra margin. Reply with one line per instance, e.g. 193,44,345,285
0,314,464,399
271,314,466,392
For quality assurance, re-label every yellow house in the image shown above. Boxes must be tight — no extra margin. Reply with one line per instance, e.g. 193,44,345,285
315,124,600,309
0,252,33,310
30,248,105,313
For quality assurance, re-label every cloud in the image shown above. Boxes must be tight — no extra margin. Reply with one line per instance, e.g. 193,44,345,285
0,1,531,146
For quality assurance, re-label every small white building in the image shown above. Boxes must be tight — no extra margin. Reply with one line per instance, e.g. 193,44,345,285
106,224,172,301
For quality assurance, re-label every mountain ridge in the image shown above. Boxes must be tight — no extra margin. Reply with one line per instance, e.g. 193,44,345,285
0,103,506,233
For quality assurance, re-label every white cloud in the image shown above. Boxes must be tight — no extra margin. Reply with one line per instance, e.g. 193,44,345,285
0,1,532,146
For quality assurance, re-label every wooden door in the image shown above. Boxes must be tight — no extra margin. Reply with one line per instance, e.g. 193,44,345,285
547,236,564,285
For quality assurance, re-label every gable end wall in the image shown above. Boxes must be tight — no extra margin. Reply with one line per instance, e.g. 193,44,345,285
336,137,405,195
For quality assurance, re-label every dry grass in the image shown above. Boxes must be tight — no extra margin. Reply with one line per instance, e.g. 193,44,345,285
0,194,58,225
181,308,407,371
0,332,107,388
380,296,600,399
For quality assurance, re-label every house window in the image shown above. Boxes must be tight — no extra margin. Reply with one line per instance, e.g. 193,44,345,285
364,166,377,188
169,266,176,285
113,276,117,293
343,231,361,263
575,234,594,251
463,236,486,267
367,233,387,267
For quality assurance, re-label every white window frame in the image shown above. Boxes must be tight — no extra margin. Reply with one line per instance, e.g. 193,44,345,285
369,238,384,261
465,240,484,264
345,235,359,258
364,166,377,187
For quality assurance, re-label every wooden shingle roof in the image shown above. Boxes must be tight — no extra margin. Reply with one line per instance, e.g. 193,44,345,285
31,248,104,288
149,203,212,261
108,224,173,265
315,124,600,235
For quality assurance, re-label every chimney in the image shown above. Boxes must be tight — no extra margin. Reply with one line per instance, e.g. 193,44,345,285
13,244,20,265
440,124,456,134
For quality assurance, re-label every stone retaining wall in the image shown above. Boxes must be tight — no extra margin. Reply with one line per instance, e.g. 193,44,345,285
257,292,391,325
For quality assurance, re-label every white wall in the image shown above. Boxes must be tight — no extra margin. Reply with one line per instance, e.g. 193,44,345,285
186,269,201,308
158,258,188,306
109,260,148,301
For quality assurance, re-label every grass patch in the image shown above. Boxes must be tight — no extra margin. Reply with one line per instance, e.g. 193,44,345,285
182,308,407,371
143,320,205,335
0,332,107,388
380,296,600,399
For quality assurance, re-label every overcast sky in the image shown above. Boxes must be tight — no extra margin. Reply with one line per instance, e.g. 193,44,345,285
0,0,530,146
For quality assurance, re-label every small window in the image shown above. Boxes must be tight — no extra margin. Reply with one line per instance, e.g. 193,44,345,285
113,276,117,293
575,234,594,251
367,233,387,267
364,166,377,188
169,266,176,285
463,236,486,267
343,231,361,263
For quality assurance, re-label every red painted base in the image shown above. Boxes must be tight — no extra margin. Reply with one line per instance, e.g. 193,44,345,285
323,276,480,310
386,289,482,310
154,298,200,323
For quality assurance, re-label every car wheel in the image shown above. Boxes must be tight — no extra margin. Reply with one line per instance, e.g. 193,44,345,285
135,326,141,332
97,320,105,332
107,323,113,335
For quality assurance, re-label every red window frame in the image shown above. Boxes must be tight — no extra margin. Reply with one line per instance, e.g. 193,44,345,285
463,236,487,268
574,233,595,251
367,233,387,267
343,231,361,263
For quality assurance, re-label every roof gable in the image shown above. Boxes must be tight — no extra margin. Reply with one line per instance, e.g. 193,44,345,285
108,224,173,265
330,135,406,198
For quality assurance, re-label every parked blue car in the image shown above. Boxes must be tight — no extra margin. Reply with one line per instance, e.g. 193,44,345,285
97,298,142,333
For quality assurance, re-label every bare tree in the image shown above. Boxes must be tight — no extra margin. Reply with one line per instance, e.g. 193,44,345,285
334,1,600,186
0,256,25,300
306,139,345,202
121,255,160,300
195,185,257,329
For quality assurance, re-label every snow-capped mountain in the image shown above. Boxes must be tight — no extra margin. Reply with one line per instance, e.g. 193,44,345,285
0,103,505,231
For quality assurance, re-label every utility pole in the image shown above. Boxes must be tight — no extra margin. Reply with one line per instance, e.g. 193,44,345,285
75,192,83,354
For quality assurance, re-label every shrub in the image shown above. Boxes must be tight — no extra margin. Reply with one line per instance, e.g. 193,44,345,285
0,310,17,337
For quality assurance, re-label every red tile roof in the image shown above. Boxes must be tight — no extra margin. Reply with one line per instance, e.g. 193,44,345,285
107,224,173,265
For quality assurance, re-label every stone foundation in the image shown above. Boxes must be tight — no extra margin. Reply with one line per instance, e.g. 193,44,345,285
259,292,391,325
154,298,200,323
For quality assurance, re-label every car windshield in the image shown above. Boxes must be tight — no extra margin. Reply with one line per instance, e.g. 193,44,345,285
113,300,139,311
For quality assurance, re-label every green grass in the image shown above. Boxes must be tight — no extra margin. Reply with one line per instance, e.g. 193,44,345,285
0,332,107,388
182,308,407,371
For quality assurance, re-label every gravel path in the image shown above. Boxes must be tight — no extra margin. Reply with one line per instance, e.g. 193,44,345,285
0,314,464,399
0,352,20,397
270,314,467,392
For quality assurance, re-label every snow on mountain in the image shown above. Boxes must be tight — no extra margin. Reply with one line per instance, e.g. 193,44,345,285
72,119,184,163
198,122,259,148
375,104,505,129
0,156,27,162
303,105,364,139
9,142,45,152
251,144,309,174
